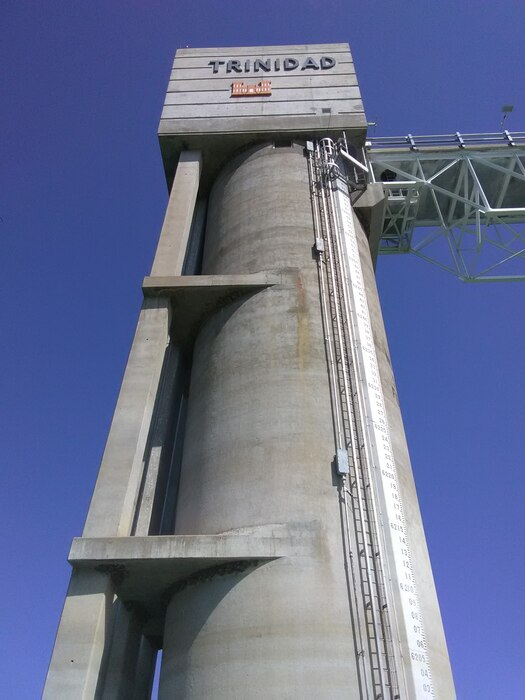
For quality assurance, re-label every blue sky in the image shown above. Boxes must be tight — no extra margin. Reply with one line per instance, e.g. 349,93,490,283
1,1,524,697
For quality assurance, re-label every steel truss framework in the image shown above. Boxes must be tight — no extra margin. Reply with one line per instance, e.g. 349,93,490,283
367,132,525,281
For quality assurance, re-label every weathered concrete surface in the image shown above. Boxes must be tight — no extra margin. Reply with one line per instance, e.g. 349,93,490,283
45,150,202,697
132,344,182,537
80,152,208,540
159,143,454,698
43,570,113,700
70,523,318,565
142,273,282,346
352,182,386,266
161,144,360,697
45,54,454,693
159,44,367,186
142,272,282,292
97,601,143,700
45,575,156,700
82,297,170,538
68,524,318,627
151,150,202,277
132,636,157,700
44,301,170,698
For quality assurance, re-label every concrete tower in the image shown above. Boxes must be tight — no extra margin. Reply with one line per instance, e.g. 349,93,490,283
45,44,455,699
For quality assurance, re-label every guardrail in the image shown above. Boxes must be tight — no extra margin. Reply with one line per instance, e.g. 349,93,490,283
367,131,525,151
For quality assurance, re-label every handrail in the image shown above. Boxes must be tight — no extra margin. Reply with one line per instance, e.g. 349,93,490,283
367,130,525,151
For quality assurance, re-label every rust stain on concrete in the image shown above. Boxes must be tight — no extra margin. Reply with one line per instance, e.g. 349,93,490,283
295,274,309,370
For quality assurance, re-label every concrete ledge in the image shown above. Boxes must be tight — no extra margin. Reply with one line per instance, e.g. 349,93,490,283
69,525,316,563
68,522,320,633
142,272,282,293
142,272,289,345
158,127,367,189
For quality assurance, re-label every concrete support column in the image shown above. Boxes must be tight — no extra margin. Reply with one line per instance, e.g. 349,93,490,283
133,345,182,536
46,153,202,696
160,143,356,697
43,570,113,699
132,636,157,700
82,297,170,538
97,602,143,699
151,150,203,277
83,149,203,538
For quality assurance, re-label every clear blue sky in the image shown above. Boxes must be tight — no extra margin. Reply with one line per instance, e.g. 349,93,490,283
1,2,524,698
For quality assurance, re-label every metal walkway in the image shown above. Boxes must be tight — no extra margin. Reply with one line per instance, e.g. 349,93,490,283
366,131,525,281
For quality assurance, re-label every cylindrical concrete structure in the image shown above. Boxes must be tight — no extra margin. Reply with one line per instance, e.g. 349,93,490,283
159,143,454,697
161,143,357,696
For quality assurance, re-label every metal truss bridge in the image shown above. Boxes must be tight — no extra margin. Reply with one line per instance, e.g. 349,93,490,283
366,131,525,281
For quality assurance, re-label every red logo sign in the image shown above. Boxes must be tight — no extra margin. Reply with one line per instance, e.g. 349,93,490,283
231,80,272,97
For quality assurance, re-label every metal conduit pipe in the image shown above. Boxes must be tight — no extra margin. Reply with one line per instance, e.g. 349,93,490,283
307,149,370,699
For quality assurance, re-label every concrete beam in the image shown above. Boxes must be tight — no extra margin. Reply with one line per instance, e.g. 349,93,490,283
132,636,157,699
352,182,386,267
132,345,182,537
158,129,367,191
142,273,282,346
150,150,202,277
142,272,282,293
70,522,317,563
97,602,143,700
82,297,170,538
68,522,320,625
43,570,114,700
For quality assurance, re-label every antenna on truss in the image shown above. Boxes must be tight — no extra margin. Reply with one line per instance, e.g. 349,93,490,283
500,104,514,129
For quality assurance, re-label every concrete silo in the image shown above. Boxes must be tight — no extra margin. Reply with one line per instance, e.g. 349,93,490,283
45,44,455,699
